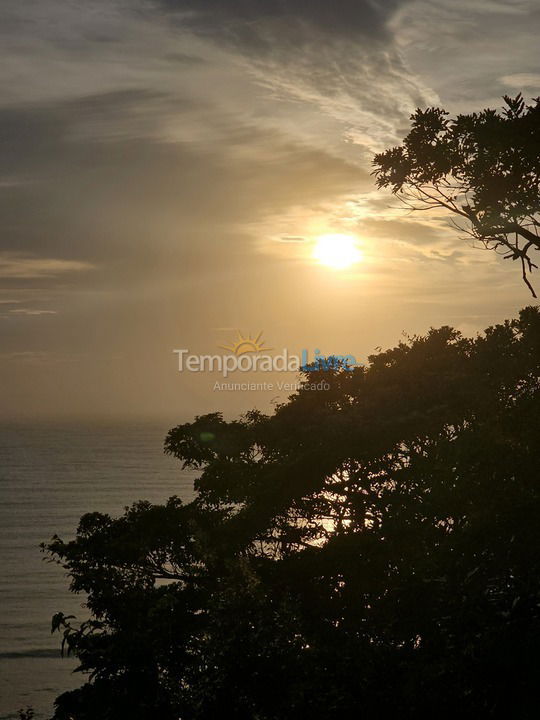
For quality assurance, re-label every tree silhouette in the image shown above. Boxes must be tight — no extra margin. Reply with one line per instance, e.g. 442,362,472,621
45,307,540,719
373,94,540,296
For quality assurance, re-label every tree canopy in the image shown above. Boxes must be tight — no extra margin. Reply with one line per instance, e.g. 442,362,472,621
373,94,540,296
45,306,540,719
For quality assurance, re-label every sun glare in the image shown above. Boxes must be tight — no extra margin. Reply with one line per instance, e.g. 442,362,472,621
313,234,363,270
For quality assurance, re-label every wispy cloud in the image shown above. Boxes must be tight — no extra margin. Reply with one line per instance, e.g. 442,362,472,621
0,253,94,279
8,308,57,316
500,73,540,89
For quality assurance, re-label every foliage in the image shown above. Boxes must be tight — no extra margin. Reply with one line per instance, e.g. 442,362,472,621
373,94,540,296
45,307,540,718
18,709,35,720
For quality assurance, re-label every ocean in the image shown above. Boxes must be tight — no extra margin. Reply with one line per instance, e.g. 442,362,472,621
0,421,197,720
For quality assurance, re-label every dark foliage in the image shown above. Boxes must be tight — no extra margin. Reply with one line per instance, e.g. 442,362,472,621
373,94,540,296
44,307,540,718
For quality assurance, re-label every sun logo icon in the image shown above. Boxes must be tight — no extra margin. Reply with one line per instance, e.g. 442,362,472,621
219,330,272,356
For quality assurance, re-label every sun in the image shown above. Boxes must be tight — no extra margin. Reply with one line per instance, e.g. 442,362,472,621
219,331,272,356
313,234,362,269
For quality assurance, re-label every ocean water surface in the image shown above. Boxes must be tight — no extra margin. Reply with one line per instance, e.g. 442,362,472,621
0,421,196,719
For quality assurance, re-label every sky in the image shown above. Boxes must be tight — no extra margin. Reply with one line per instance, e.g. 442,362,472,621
1,0,539,421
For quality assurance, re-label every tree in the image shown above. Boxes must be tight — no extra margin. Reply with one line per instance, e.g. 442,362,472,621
45,307,540,718
372,94,540,296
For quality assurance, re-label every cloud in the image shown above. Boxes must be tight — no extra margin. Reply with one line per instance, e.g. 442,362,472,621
360,218,450,246
0,89,368,264
0,0,433,170
145,0,437,156
0,0,537,419
500,73,540,89
390,0,540,110
153,0,406,44
0,253,94,279
0,350,80,363
8,308,57,316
